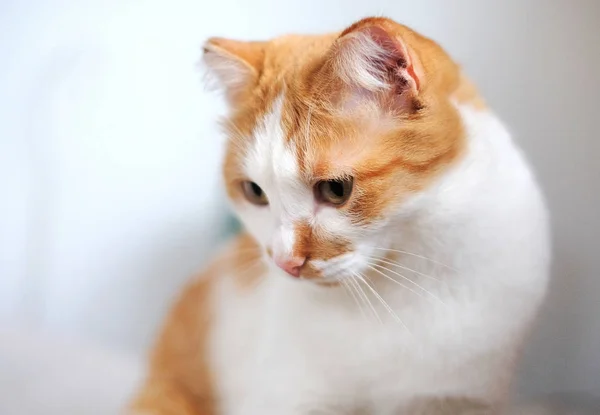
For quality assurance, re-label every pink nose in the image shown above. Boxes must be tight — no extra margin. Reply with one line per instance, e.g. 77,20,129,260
275,256,306,278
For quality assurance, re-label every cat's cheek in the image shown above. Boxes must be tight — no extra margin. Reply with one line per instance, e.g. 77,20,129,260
313,208,358,241
234,205,274,247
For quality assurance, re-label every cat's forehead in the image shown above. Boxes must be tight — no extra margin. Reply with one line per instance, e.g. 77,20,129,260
247,96,299,180
243,93,390,184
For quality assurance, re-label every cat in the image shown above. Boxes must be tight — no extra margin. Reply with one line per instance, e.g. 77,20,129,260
128,16,550,415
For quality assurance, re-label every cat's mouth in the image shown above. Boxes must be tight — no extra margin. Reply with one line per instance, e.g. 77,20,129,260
268,251,362,284
269,257,325,281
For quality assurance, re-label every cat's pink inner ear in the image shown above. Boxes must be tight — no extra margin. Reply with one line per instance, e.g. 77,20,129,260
332,23,421,112
364,26,420,91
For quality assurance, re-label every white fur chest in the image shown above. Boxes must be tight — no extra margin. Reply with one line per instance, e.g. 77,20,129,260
211,265,538,414
210,107,550,415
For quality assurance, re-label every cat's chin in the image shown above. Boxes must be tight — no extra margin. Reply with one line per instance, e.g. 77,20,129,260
300,270,364,288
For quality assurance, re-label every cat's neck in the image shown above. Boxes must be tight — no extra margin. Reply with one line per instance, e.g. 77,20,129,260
379,107,519,274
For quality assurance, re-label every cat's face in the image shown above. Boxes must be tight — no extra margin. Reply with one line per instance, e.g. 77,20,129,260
204,18,465,283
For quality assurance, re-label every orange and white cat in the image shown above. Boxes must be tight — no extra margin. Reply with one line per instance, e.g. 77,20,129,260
129,17,550,415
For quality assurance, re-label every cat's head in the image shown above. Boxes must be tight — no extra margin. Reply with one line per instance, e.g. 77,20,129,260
203,17,468,283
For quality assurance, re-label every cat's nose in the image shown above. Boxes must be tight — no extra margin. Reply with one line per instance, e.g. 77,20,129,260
274,256,306,278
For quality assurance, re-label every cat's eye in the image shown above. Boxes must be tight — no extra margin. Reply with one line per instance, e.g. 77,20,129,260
241,181,269,206
315,178,353,206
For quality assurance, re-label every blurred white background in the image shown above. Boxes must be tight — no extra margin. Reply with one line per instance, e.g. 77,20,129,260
0,0,599,413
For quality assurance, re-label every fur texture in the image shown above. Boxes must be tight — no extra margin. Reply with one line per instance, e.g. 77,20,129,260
129,17,550,415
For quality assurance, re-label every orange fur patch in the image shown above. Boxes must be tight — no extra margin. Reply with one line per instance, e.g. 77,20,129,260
129,234,265,414
231,233,267,291
291,221,351,279
129,269,216,414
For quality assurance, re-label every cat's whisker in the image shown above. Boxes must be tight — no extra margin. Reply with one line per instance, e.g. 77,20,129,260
355,272,410,332
367,263,447,307
365,264,440,306
371,247,457,271
366,255,443,283
349,273,382,324
340,278,368,320
366,264,426,299
347,275,372,322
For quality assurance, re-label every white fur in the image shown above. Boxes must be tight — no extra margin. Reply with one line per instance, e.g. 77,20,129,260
203,43,254,100
238,97,321,263
211,100,550,414
335,32,392,91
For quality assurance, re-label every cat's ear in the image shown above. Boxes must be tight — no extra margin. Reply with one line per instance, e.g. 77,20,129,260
331,17,424,113
202,38,266,104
